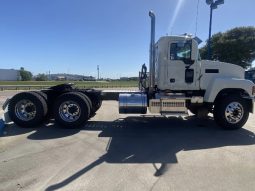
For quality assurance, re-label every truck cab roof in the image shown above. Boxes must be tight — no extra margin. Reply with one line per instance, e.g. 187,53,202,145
156,35,202,45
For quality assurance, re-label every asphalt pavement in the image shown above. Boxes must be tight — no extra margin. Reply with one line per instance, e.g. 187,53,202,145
0,91,255,191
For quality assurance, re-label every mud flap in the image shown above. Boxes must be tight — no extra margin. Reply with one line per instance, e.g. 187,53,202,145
2,98,12,124
0,118,5,136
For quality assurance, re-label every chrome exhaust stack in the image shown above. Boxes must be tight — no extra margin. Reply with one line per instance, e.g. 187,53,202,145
149,11,156,89
118,11,156,115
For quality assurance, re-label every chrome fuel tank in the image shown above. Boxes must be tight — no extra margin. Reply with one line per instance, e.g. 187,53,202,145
119,93,147,114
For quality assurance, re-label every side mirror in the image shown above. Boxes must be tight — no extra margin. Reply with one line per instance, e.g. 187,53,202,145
182,58,195,65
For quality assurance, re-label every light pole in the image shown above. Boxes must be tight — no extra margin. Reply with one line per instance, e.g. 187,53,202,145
97,65,99,80
206,0,224,60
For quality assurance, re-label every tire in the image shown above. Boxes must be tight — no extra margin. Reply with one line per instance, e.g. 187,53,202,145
89,96,102,113
94,99,102,111
8,92,48,127
54,92,91,128
31,91,48,102
78,90,102,113
31,91,49,113
213,95,249,130
76,92,94,117
42,89,58,119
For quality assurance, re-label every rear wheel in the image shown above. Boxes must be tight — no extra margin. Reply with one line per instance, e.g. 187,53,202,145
78,90,102,114
31,91,48,102
77,92,94,117
8,92,48,127
213,95,249,130
31,91,49,112
94,99,102,112
54,92,91,128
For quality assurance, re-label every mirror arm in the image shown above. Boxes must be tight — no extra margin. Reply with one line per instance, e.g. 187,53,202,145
185,60,195,69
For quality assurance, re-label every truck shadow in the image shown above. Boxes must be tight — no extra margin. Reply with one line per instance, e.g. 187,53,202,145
43,115,255,191
92,115,255,163
3,121,81,139
4,115,255,157
4,115,255,190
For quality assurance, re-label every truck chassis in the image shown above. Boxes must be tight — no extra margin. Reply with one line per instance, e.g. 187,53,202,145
2,11,255,130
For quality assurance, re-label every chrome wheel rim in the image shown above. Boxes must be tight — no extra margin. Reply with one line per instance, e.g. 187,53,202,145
15,99,36,121
59,101,81,122
225,102,244,124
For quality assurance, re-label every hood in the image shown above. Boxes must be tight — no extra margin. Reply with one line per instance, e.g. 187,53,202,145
200,60,244,79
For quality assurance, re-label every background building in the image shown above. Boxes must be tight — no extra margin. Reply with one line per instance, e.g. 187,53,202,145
0,69,20,81
50,74,96,81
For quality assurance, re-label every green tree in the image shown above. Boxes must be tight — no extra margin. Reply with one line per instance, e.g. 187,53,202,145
200,27,255,68
35,73,48,81
19,67,33,81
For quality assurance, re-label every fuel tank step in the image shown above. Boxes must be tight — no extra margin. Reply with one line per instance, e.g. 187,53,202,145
149,99,187,114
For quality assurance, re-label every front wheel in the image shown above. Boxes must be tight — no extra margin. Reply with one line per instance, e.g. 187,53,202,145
213,96,249,130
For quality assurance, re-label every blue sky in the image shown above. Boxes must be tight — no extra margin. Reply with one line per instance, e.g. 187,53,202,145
0,0,254,78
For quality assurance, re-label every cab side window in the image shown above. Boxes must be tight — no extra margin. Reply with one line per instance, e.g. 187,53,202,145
170,42,191,60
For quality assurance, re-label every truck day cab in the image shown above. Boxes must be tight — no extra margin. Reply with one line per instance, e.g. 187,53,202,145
3,11,255,130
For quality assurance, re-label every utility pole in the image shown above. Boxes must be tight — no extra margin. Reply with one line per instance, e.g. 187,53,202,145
206,0,224,60
208,3,213,60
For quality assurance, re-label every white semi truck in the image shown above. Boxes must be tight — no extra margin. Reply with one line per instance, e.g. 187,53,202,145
3,11,255,130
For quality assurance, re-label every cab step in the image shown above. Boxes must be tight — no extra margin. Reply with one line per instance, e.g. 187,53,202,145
149,99,188,114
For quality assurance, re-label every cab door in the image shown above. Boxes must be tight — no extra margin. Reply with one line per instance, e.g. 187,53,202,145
167,40,199,90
